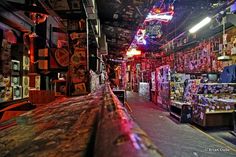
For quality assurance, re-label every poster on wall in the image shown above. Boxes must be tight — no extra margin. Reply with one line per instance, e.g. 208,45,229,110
69,30,88,95
0,75,11,87
13,86,22,100
70,64,87,83
50,48,70,69
70,32,87,49
71,48,86,66
11,60,20,76
0,87,12,102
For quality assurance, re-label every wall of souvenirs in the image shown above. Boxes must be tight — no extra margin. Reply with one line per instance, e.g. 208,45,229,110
125,25,236,129
0,33,30,103
68,30,88,95
159,26,236,128
173,27,236,74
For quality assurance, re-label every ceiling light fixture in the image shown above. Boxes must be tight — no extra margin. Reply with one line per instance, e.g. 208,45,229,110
189,17,212,33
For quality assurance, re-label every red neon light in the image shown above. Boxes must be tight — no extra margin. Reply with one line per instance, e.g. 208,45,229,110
126,49,141,56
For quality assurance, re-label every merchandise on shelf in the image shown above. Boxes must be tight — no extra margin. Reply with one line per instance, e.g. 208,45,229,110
193,83,236,127
197,83,236,95
170,73,190,102
183,79,201,104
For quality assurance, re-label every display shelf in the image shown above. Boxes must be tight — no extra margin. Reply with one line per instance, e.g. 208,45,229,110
205,110,234,114
170,111,181,119
170,100,192,123
193,83,236,127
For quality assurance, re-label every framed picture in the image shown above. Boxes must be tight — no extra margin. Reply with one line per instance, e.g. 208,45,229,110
0,75,10,87
13,86,22,100
23,86,29,98
11,76,20,86
23,56,30,70
0,87,12,102
22,76,29,87
22,76,29,98
4,87,12,101
11,60,20,71
35,75,41,90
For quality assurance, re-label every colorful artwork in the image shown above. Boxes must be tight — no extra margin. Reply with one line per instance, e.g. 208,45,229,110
71,48,86,66
50,48,69,69
69,27,88,95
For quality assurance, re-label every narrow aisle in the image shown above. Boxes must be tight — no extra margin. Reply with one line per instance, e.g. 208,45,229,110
127,92,236,157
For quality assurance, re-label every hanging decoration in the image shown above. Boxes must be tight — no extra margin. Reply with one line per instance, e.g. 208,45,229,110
146,21,163,39
135,28,147,45
128,1,176,53
145,11,174,23
126,48,141,57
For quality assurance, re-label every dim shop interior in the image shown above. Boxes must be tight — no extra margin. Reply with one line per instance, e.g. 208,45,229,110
0,0,236,156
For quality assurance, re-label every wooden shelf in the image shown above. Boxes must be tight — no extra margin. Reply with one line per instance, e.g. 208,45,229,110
170,111,181,119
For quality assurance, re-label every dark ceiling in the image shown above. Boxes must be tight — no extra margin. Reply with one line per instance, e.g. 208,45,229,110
97,0,156,56
4,0,231,57
96,0,228,56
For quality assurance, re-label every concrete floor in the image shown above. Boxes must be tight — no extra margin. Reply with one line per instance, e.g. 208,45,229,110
127,91,236,157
